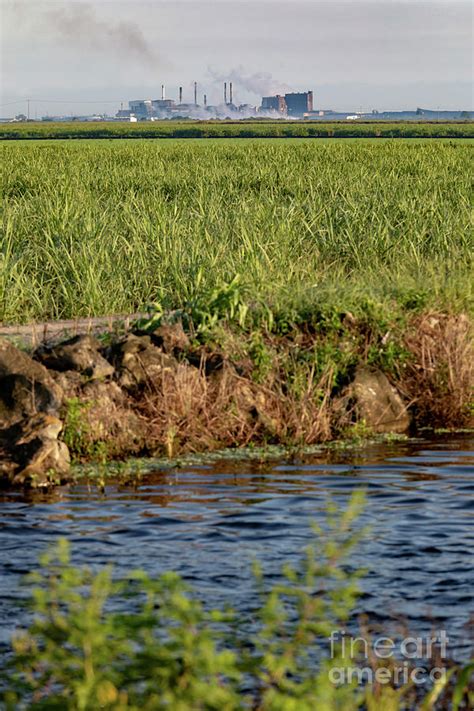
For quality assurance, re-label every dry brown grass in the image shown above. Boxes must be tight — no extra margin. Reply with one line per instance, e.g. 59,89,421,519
137,356,335,457
56,311,473,463
401,312,473,428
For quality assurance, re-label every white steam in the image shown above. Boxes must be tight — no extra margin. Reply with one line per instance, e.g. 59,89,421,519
208,66,292,101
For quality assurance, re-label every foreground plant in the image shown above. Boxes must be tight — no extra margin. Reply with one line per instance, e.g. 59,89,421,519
2,492,472,710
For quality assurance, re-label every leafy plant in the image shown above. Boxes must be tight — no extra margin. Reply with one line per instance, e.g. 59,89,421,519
248,331,274,382
62,398,108,462
3,495,366,709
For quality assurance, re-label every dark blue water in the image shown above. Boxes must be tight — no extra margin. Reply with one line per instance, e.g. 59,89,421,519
0,435,473,661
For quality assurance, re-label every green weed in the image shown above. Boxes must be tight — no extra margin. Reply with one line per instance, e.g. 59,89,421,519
1,140,472,324
62,398,109,462
1,120,473,140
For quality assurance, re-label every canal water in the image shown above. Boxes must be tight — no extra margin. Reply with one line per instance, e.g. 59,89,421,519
0,434,473,661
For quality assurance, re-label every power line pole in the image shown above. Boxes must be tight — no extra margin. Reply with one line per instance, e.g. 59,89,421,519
27,98,30,120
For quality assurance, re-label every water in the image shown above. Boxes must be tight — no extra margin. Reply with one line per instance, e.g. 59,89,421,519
1,435,473,661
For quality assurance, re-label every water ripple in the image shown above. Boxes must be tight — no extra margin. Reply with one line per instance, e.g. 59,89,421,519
0,434,472,659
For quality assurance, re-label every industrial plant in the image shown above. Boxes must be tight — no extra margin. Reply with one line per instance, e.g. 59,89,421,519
115,83,315,121
4,83,470,123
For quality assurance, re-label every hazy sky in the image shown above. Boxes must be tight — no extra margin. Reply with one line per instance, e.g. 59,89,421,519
1,0,472,116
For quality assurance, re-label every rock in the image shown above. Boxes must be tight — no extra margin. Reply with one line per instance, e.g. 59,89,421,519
0,340,63,426
350,367,410,433
111,334,176,389
37,335,114,380
76,380,146,456
151,321,190,354
1,413,70,488
51,369,84,399
51,370,146,455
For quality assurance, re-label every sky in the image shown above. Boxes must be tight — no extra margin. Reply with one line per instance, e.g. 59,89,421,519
1,0,472,117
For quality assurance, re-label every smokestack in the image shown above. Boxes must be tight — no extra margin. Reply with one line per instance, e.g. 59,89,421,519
179,86,183,104
224,82,227,104
161,84,165,101
229,82,233,105
204,94,207,107
194,81,197,106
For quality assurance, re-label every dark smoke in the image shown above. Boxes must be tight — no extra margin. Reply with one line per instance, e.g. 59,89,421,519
45,2,157,66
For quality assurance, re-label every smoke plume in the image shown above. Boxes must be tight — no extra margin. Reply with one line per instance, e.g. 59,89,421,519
44,2,158,66
208,66,292,99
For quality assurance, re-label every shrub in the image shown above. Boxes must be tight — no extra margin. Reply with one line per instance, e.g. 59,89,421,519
3,495,367,709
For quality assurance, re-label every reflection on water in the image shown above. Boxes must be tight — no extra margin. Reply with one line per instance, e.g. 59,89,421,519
0,434,473,660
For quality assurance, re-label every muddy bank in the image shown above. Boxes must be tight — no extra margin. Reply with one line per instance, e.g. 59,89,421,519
0,310,472,488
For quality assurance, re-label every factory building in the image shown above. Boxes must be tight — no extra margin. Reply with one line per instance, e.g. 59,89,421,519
120,84,314,121
152,99,175,112
283,92,313,116
261,95,287,114
129,100,153,118
260,91,314,117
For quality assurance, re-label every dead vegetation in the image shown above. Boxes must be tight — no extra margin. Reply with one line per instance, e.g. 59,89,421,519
131,310,473,458
136,358,336,458
47,310,474,464
2,307,472,485
401,312,473,428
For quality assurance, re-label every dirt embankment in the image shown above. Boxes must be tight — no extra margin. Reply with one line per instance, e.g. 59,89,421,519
0,313,145,350
0,312,472,488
